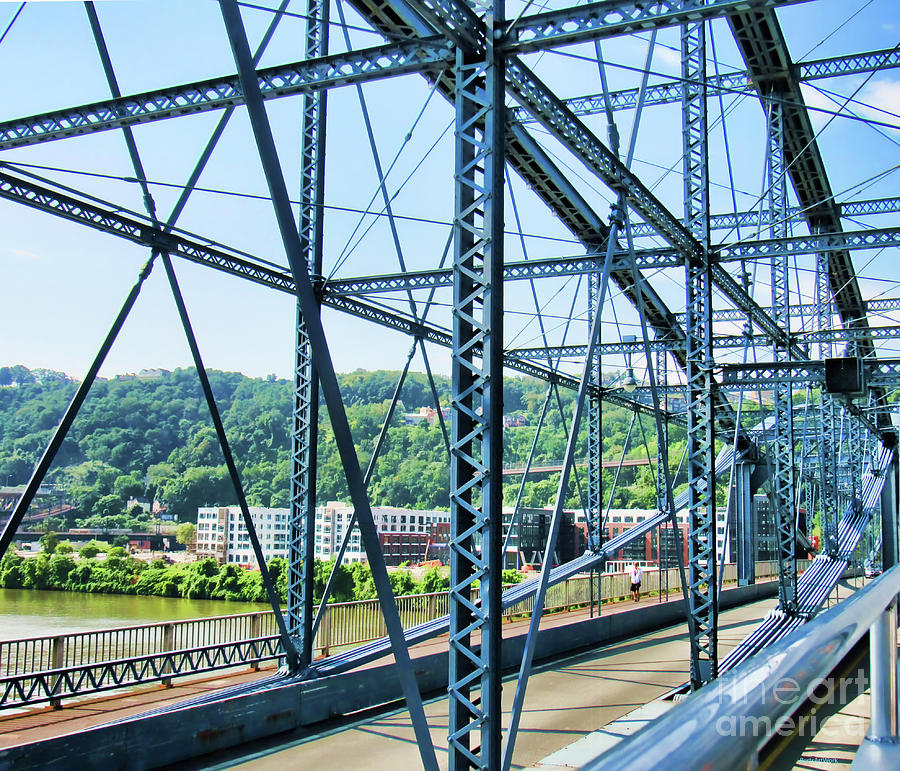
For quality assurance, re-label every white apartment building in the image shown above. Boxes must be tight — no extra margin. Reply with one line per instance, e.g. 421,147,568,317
196,504,451,566
603,507,733,564
315,501,451,563
196,506,289,566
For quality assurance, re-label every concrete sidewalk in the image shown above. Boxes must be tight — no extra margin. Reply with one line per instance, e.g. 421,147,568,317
0,586,692,750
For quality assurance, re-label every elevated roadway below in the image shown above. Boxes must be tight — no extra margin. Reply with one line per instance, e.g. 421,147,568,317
0,578,789,770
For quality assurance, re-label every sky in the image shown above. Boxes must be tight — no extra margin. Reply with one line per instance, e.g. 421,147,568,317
0,0,898,387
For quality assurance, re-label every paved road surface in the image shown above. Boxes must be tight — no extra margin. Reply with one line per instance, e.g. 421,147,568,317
180,597,781,770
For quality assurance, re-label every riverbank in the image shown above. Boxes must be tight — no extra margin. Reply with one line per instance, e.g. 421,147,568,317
0,549,482,606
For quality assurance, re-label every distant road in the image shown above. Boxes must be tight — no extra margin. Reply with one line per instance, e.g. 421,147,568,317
502,456,651,475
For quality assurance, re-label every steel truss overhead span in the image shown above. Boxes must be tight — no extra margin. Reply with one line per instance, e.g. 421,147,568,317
1,0,899,767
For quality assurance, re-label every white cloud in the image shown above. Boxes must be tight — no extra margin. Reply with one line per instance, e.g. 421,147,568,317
653,45,681,72
859,79,900,131
14,249,40,260
799,83,837,132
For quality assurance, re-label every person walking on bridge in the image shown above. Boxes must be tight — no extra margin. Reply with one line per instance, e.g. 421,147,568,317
630,563,642,602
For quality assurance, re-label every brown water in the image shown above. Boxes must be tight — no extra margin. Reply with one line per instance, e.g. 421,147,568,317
0,588,269,641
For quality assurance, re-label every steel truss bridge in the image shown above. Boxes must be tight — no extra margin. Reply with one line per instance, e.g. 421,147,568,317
1,0,900,768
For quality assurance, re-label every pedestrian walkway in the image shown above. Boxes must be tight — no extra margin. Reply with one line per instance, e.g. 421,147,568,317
0,586,696,751
176,598,781,770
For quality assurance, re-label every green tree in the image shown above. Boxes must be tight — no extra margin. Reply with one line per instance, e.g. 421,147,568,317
176,522,197,547
93,493,125,520
48,553,77,586
113,472,145,500
79,540,105,559
160,465,233,520
418,566,448,594
23,554,50,589
389,569,415,596
314,559,354,603
39,531,59,555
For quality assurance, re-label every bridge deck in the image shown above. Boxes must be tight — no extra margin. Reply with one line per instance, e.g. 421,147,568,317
2,577,869,770
170,597,782,770
0,586,722,752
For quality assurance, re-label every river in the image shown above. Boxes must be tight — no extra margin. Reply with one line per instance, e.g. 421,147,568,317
0,588,269,641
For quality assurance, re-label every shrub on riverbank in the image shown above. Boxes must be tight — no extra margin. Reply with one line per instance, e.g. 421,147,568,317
0,553,518,604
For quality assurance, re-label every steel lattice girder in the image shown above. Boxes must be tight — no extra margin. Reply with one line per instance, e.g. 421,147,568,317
767,94,798,612
627,196,900,239
0,37,455,150
503,0,813,54
508,324,900,360
587,273,603,551
446,22,506,767
719,359,900,388
287,0,329,669
509,45,900,122
681,17,718,689
0,2,825,155
726,8,889,429
320,225,900,294
7,165,899,390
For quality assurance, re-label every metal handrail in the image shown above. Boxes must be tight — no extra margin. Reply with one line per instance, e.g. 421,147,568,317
585,563,900,770
0,561,798,709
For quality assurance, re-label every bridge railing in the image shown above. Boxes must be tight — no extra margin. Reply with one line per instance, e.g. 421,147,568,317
0,560,805,709
586,563,900,769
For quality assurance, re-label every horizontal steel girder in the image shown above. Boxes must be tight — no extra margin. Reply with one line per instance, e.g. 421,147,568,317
627,195,900,239
0,3,832,155
320,226,900,295
720,358,900,388
510,46,900,122
8,167,897,368
508,324,900,360
0,36,454,150
504,0,813,54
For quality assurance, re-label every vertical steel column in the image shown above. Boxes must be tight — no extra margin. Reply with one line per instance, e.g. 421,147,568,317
681,19,717,688
655,349,669,520
816,247,839,555
288,0,329,668
586,273,603,553
448,2,505,766
767,94,797,611
881,449,898,570
734,450,756,586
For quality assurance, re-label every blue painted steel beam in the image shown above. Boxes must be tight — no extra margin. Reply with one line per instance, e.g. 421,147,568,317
218,3,437,766
0,37,455,151
681,16,718,689
289,0,329,669
446,3,507,760
505,0,814,54
318,224,900,295
510,46,900,123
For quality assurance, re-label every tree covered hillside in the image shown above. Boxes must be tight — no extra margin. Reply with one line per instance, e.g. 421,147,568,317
0,365,682,528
